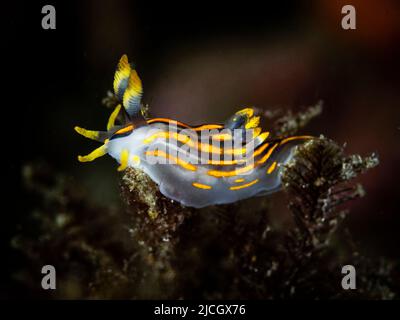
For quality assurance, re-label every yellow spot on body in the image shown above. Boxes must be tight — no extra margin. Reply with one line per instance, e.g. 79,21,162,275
107,104,122,130
234,178,245,183
77,144,107,162
230,179,259,190
117,149,129,171
132,155,141,165
267,161,277,174
192,182,212,190
74,126,100,141
145,150,197,171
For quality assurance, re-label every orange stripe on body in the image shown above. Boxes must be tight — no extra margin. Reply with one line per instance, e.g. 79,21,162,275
143,131,246,155
279,135,313,145
229,179,259,190
267,161,277,174
147,118,191,128
192,182,212,190
207,143,279,178
114,124,134,135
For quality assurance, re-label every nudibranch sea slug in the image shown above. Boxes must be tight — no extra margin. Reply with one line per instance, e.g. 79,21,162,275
75,55,313,208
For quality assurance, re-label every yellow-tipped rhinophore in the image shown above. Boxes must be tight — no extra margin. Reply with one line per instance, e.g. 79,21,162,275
113,54,131,96
117,149,129,171
122,69,143,115
77,144,107,162
245,116,260,129
236,108,254,118
107,104,122,130
74,126,100,141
